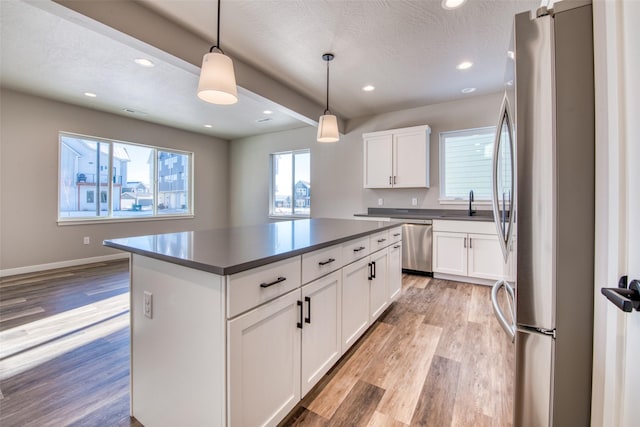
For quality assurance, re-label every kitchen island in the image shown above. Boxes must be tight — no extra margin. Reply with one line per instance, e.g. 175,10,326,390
104,218,403,427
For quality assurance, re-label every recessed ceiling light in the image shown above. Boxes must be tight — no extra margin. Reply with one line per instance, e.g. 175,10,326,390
442,0,467,10
204,124,213,128
84,92,97,98
456,61,473,70
362,85,375,92
461,87,476,93
507,50,515,60
506,80,514,86
263,110,273,115
134,58,155,67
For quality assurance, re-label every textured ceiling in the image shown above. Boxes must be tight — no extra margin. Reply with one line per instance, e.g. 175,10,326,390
0,0,542,139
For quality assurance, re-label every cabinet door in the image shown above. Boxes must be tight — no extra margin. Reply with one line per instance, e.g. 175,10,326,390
432,231,467,276
393,129,429,188
363,134,393,188
369,249,389,320
468,233,511,281
228,290,301,427
301,271,342,395
341,257,371,352
388,242,403,302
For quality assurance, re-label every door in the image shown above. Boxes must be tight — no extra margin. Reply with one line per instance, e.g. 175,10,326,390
432,231,467,276
301,271,342,396
592,1,640,425
227,289,301,427
467,233,510,280
388,242,402,301
363,134,392,188
369,248,389,320
341,257,371,352
393,129,428,188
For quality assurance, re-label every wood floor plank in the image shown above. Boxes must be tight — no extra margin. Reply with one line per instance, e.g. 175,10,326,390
410,355,461,427
305,321,394,419
373,323,442,425
325,380,384,427
367,410,408,427
280,406,328,427
434,281,473,362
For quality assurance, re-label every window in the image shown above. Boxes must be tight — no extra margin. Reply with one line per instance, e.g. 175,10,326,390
439,126,496,202
58,132,193,221
270,149,310,217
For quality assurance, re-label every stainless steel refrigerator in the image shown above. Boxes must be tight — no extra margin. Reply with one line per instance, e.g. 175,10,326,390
490,1,595,426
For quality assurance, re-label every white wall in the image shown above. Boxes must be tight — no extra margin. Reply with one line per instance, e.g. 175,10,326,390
0,89,229,272
229,92,503,226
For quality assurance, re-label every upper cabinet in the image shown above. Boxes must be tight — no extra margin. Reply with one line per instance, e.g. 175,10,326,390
363,125,431,188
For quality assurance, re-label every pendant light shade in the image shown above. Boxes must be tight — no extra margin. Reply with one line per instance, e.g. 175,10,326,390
317,114,339,143
198,49,238,105
317,53,339,143
197,0,238,105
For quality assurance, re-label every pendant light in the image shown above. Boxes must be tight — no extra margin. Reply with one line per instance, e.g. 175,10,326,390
197,0,238,105
317,53,339,143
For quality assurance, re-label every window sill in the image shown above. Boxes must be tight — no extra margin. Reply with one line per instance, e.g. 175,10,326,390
57,214,194,226
438,199,492,206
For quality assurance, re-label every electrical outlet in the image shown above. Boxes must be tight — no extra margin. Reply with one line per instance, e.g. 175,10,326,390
83,236,90,245
378,198,384,206
143,291,153,319
412,198,418,206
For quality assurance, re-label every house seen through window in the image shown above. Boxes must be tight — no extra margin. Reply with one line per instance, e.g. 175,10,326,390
58,132,193,221
270,149,310,217
439,126,499,202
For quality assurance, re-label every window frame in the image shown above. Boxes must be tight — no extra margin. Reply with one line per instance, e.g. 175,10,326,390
57,131,194,224
269,149,311,219
439,126,496,205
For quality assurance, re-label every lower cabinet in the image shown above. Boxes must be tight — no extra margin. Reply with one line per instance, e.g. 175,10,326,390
369,248,389,320
228,290,301,427
388,242,402,301
301,271,342,395
341,257,371,352
432,220,513,282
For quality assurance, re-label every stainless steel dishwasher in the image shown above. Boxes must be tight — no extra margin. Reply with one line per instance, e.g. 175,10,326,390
401,220,433,275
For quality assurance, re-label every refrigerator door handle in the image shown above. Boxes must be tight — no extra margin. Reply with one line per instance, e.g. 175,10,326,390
491,279,516,342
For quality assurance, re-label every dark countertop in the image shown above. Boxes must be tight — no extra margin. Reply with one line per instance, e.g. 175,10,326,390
103,218,398,276
354,208,495,222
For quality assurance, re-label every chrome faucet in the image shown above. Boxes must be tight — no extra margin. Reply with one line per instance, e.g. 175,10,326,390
468,190,475,216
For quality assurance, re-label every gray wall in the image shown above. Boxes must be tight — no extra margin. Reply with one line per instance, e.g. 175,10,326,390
229,92,503,226
0,89,229,271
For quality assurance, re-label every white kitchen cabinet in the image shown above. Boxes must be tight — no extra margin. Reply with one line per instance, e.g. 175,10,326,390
432,231,468,276
363,125,431,188
228,289,301,427
369,248,389,320
388,242,402,301
300,271,342,395
432,220,512,283
341,257,371,352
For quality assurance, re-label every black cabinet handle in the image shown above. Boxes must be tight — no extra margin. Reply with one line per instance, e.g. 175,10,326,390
372,261,376,279
304,296,311,324
601,279,640,312
297,300,303,329
318,258,336,266
260,276,286,288
368,262,373,280
393,245,401,249
377,238,387,243
393,233,401,237
353,246,366,252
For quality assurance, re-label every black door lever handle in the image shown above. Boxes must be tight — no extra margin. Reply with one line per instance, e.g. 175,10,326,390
601,279,640,312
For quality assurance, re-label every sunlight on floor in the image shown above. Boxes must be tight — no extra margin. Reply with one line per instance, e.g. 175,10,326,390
0,293,129,380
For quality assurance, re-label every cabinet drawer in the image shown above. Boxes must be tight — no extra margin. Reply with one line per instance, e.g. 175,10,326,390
389,226,403,243
370,230,390,252
342,236,370,265
302,244,343,284
227,256,301,318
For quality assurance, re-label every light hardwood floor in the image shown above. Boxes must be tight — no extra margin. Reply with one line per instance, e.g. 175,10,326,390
0,261,513,426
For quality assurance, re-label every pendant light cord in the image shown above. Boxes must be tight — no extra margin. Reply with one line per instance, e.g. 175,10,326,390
325,58,330,114
210,0,223,53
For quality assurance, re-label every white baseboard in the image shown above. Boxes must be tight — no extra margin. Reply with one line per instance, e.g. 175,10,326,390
0,253,130,278
433,272,496,287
